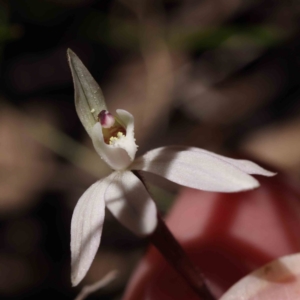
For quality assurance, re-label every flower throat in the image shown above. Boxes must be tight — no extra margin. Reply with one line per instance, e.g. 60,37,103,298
98,110,126,145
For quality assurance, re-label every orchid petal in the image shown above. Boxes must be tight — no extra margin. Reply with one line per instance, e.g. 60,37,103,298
91,110,138,170
75,270,118,300
67,49,107,137
116,109,138,161
188,147,275,177
91,123,133,170
71,175,114,286
131,146,274,192
105,171,157,236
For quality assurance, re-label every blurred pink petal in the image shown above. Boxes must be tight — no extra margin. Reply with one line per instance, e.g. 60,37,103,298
124,175,300,300
220,253,300,300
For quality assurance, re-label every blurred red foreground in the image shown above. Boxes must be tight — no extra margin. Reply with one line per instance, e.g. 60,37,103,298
124,175,300,300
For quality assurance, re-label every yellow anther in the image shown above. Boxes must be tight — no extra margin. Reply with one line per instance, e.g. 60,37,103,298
91,108,95,113
108,131,125,145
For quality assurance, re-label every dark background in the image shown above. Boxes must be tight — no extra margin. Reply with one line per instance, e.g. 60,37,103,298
1,0,300,299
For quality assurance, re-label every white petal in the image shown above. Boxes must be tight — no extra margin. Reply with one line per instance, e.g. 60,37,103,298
91,123,133,170
71,175,113,286
91,110,138,170
75,270,118,300
67,49,107,137
116,109,138,160
105,171,157,236
131,146,274,193
190,148,275,177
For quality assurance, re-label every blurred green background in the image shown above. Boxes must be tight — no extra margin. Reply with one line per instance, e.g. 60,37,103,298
1,0,300,299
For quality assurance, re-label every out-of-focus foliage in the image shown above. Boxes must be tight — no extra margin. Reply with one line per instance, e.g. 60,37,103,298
0,3,21,60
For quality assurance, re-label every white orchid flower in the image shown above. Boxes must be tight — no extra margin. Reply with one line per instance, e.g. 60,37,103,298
67,49,275,287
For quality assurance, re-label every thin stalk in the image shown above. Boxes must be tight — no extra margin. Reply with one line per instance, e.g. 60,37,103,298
133,171,215,300
149,214,215,300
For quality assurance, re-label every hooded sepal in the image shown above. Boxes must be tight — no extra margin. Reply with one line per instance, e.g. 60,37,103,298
67,49,107,137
